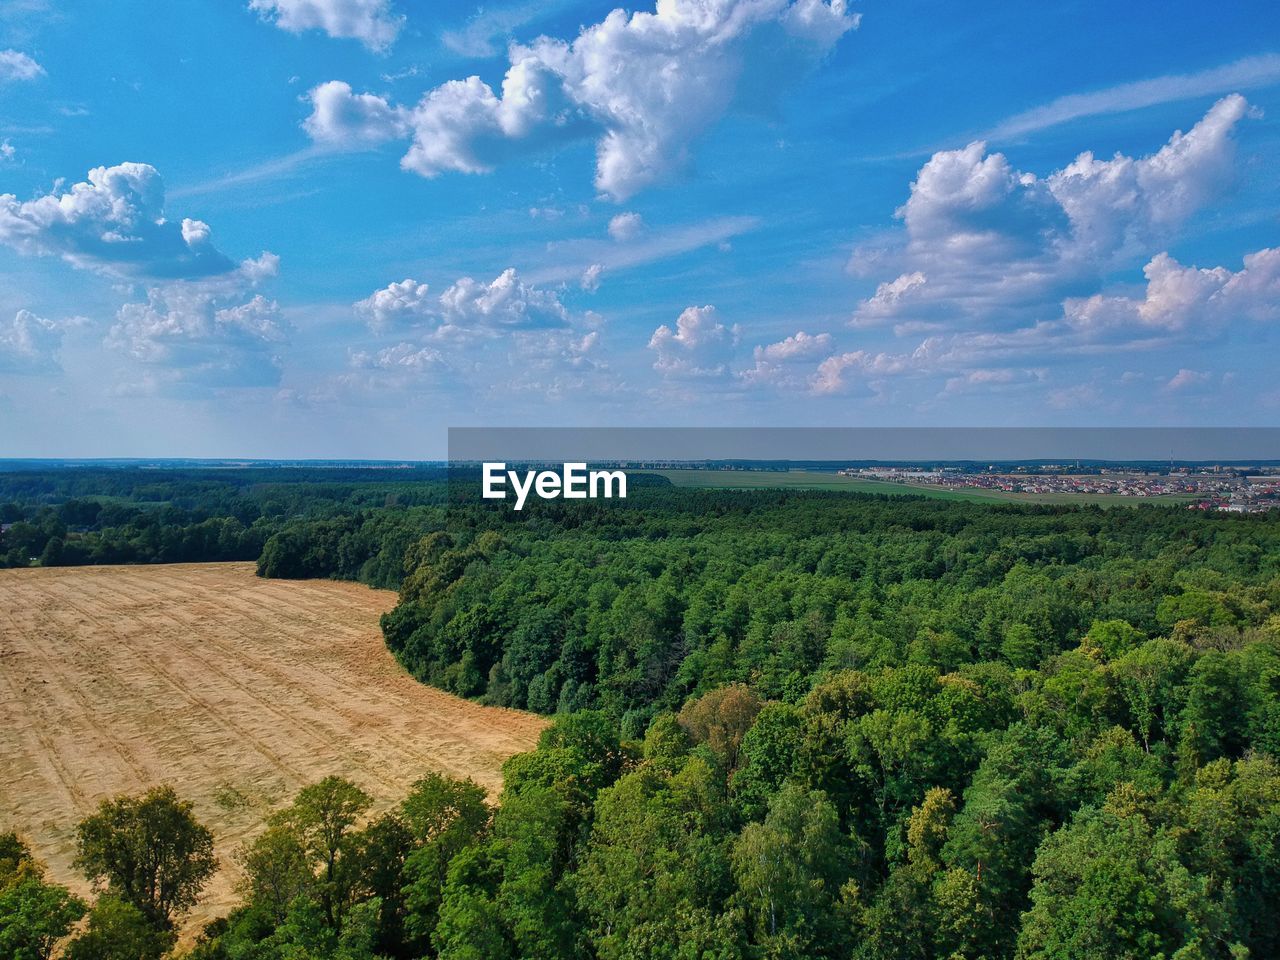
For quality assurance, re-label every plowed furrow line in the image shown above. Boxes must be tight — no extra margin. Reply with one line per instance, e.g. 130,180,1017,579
45,589,311,787
106,578,459,791
117,572,533,774
161,579,543,744
0,610,91,812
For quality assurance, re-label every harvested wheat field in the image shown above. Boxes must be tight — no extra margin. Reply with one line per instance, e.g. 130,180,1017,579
0,562,546,935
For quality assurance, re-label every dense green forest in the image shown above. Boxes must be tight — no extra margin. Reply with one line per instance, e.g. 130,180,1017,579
3,468,1279,958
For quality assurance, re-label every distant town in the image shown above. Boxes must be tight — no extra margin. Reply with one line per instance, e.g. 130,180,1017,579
837,464,1280,511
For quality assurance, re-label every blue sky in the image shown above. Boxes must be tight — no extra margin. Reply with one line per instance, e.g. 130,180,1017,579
0,0,1278,457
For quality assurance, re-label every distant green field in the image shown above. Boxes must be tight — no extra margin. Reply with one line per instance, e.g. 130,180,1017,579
650,469,1197,507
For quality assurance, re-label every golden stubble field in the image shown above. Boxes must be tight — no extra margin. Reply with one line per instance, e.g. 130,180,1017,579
0,562,546,935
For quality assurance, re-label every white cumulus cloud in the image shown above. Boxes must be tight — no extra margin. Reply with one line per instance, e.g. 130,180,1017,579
353,278,433,333
740,330,833,386
303,81,410,144
355,268,569,338
1165,368,1212,392
0,309,75,373
0,49,43,82
305,0,858,200
649,304,739,378
580,263,604,293
0,162,268,280
1064,247,1280,335
249,0,402,51
106,257,289,389
822,97,1280,399
608,212,644,241
850,96,1256,333
439,268,569,332
810,347,918,394
351,342,445,374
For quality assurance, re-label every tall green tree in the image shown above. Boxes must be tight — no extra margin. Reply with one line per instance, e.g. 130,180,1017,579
63,897,173,960
269,776,373,933
0,833,86,960
1017,792,1226,960
731,785,857,959
578,756,739,959
400,773,491,953
74,786,215,929
237,824,312,924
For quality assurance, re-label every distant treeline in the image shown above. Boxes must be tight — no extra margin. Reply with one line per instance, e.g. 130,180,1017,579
0,466,674,586
0,467,448,586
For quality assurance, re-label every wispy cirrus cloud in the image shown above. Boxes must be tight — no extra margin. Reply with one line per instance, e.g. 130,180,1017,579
440,1,571,59
526,215,759,285
984,53,1280,141
169,146,336,200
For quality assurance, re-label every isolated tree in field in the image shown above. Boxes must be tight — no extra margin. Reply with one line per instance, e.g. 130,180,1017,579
0,832,87,960
271,775,372,932
74,786,215,929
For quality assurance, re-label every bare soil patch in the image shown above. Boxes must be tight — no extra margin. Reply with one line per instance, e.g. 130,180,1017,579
0,562,545,935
